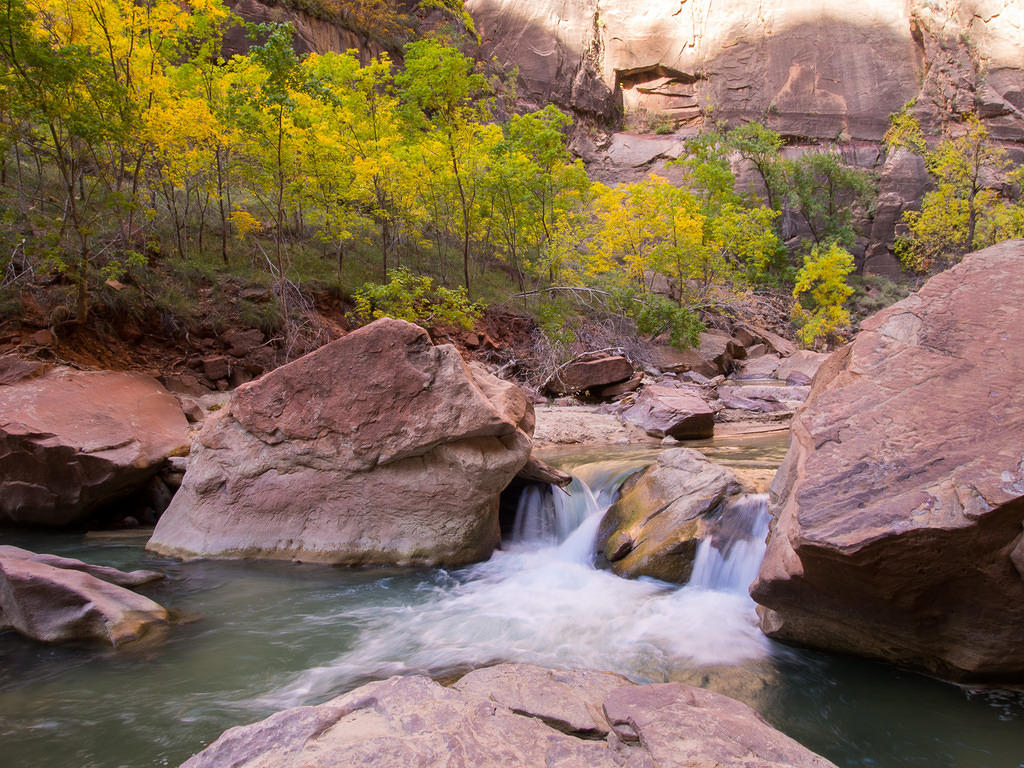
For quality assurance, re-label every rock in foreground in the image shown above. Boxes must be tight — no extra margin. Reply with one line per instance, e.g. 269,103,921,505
752,241,1024,683
0,548,168,646
0,360,189,526
597,448,742,583
179,663,837,768
148,319,533,567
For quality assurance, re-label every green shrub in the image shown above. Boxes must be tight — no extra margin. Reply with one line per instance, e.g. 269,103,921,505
350,267,482,329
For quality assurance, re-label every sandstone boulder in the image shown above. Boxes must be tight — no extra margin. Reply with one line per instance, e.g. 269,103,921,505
773,350,828,385
735,354,783,380
544,353,633,395
0,551,169,645
617,384,715,440
597,448,743,583
751,241,1024,683
178,663,836,768
0,545,164,588
717,384,810,414
532,406,654,447
0,362,190,526
147,319,533,567
697,330,745,374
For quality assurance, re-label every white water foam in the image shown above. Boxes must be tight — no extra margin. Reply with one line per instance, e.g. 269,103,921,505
259,463,773,710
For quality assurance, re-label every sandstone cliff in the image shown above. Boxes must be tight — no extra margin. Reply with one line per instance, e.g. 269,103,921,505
229,0,1024,274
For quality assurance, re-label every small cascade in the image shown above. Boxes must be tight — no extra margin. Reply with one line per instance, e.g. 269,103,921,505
508,459,646,552
688,493,770,593
510,478,598,545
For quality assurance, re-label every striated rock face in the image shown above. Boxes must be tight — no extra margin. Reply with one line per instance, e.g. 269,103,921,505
751,240,1024,683
468,0,1023,142
597,448,742,583
0,548,169,646
467,0,1024,273
0,361,189,526
179,663,837,768
147,318,533,567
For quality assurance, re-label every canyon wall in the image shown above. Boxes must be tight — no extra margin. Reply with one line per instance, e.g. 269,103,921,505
229,0,1024,274
466,0,1024,274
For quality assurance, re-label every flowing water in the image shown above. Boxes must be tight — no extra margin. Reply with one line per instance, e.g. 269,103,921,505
1,435,1022,768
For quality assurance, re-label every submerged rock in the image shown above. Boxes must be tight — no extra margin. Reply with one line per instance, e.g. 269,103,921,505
596,448,743,583
752,241,1024,683
178,662,837,768
0,549,168,646
0,362,189,526
148,318,533,567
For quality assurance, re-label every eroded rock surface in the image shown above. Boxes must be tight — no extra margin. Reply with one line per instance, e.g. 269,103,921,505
0,362,189,526
617,384,716,440
179,663,837,768
148,318,533,567
0,550,169,646
597,448,742,583
752,240,1024,683
543,352,633,395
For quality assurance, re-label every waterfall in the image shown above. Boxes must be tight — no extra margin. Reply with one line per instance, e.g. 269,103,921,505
510,479,597,545
509,459,646,555
688,493,770,593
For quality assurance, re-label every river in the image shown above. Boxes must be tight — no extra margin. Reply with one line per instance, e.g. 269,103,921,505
1,434,1022,767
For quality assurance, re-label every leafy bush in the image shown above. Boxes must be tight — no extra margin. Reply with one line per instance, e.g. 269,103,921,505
631,294,704,349
350,267,482,329
791,242,855,348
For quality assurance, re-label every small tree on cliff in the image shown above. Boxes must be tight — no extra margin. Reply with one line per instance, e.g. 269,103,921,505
885,109,1022,273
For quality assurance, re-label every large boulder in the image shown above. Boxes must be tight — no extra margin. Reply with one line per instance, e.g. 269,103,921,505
543,352,633,395
147,319,533,567
596,448,743,583
0,360,189,526
0,549,169,646
751,241,1024,683
617,384,716,439
179,663,837,768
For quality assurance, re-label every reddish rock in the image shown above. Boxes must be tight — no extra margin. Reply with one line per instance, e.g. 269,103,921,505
774,350,828,385
645,343,719,377
516,456,572,487
544,353,633,395
30,329,54,347
161,373,208,398
222,328,265,358
201,355,231,382
0,545,164,588
734,322,798,358
594,373,643,399
752,241,1024,683
148,319,533,567
617,384,715,440
735,354,782,380
697,330,745,374
0,367,189,526
0,552,169,646
179,663,836,768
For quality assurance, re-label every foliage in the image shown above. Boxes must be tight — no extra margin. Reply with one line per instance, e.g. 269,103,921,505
775,152,875,248
791,242,855,348
629,292,704,349
350,267,481,328
886,111,1023,273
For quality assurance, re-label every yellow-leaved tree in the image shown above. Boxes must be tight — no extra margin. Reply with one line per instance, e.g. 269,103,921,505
791,242,855,348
